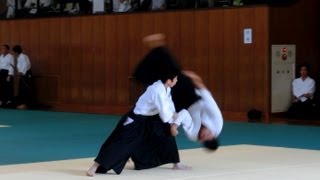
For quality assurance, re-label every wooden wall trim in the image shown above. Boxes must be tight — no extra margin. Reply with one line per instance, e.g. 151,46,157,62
51,103,132,115
51,103,251,122
0,7,270,120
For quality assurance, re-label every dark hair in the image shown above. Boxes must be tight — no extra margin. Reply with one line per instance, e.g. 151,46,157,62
299,63,311,72
203,138,219,151
133,47,181,85
2,44,10,50
171,74,201,111
12,45,23,54
159,65,180,84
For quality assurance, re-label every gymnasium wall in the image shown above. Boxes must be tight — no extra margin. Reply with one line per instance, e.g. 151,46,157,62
0,6,270,120
269,0,320,77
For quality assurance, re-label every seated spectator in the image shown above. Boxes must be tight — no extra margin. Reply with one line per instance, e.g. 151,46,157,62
6,0,22,18
57,0,91,15
111,0,131,12
287,63,316,119
150,0,166,10
23,0,53,15
24,0,52,8
137,0,166,11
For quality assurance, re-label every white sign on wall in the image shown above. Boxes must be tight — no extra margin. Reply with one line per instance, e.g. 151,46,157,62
244,28,252,44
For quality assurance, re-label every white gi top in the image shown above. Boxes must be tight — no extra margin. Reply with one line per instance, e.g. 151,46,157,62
292,77,315,102
17,53,31,75
0,53,15,76
185,89,223,141
134,80,175,123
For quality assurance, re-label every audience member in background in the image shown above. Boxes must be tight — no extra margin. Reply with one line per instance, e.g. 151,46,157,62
150,0,166,10
287,63,316,119
23,0,53,15
0,45,15,107
12,45,32,109
24,0,52,8
6,0,22,18
135,0,166,11
118,0,132,12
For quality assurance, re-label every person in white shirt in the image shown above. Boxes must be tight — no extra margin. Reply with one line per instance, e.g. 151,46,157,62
12,45,32,109
129,34,221,173
151,0,166,10
113,0,132,12
171,71,223,150
23,0,52,15
86,42,190,176
287,63,316,118
6,0,22,18
24,0,52,8
137,0,166,11
140,33,223,149
0,45,15,107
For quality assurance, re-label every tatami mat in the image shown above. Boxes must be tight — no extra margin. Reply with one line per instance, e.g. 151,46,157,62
1,145,319,180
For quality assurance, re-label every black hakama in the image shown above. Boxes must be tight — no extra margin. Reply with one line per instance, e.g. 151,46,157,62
17,70,33,106
129,46,198,170
94,112,180,174
0,69,14,105
131,117,180,170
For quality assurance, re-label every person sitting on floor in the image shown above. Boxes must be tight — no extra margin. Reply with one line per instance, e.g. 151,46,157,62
287,63,316,119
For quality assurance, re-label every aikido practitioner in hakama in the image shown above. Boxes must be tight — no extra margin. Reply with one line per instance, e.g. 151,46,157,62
86,34,192,177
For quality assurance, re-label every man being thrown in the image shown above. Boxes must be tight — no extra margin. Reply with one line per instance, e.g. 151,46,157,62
129,34,223,173
86,35,191,176
140,33,223,147
171,71,223,149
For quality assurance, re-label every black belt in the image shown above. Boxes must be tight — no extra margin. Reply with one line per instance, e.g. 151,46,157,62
128,111,160,123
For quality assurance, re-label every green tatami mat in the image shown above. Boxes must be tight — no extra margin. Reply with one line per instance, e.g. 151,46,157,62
1,109,320,165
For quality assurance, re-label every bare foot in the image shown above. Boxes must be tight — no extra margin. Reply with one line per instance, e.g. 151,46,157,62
173,163,192,170
86,170,95,177
86,162,99,177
